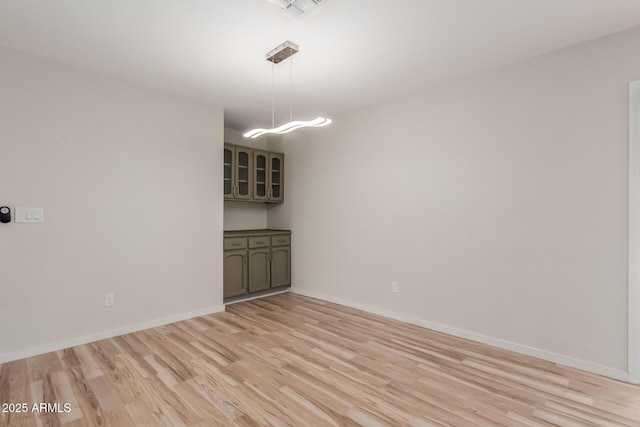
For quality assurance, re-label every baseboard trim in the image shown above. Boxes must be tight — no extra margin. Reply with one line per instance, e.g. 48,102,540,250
0,304,226,364
224,288,290,306
290,288,629,382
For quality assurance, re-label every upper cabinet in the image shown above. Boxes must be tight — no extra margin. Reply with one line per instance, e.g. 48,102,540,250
253,150,285,203
224,144,252,200
269,153,284,203
253,150,269,201
225,143,284,203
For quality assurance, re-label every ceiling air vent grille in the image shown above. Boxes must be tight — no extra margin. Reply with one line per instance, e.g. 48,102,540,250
267,0,327,18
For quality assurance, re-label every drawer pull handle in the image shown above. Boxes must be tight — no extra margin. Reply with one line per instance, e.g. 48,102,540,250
232,242,241,246
256,240,265,244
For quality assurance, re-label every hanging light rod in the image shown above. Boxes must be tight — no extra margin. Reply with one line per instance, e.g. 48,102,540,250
244,40,332,139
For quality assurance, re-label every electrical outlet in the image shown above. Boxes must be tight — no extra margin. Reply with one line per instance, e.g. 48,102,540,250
391,281,398,293
104,293,115,307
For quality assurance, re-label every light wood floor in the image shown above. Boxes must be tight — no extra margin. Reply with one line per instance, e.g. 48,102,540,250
2,293,640,426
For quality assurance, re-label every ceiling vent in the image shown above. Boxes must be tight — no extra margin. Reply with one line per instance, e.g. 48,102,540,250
267,0,327,18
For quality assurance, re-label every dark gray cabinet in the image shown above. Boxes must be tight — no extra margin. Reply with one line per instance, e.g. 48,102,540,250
252,150,269,202
270,245,290,288
225,143,284,203
223,249,248,298
224,144,252,201
248,236,271,294
223,230,291,299
268,153,284,203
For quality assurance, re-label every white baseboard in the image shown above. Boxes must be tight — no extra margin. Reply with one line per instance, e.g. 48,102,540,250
290,288,629,382
0,304,226,364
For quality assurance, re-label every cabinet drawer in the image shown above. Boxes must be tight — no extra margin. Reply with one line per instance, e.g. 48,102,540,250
224,237,248,250
249,236,270,248
271,235,291,246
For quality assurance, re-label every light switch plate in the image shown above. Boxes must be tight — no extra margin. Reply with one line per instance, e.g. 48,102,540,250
15,207,44,223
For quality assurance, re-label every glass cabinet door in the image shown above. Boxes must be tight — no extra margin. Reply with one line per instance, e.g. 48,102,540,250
223,145,234,199
234,148,252,199
269,153,284,202
253,151,269,201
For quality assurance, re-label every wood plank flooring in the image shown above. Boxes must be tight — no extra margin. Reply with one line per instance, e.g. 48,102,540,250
1,293,640,426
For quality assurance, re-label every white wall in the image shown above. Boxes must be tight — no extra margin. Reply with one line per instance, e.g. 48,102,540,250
0,47,224,361
223,128,268,230
269,26,640,376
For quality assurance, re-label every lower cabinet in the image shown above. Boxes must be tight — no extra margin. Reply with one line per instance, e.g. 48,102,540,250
224,230,291,299
248,248,270,292
223,250,247,298
270,245,291,288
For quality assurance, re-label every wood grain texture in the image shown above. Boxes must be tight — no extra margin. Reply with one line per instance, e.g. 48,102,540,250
1,293,639,426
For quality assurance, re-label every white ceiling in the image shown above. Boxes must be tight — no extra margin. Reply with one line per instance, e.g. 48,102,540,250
1,0,640,131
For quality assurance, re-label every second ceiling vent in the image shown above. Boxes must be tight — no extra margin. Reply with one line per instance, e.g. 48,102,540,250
266,0,327,18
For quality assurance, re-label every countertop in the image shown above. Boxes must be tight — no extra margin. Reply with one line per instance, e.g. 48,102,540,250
223,229,291,237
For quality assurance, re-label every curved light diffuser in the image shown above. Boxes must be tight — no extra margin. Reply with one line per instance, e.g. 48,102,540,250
244,117,332,139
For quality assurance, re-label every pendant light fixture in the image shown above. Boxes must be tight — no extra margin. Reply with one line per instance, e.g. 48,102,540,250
244,41,331,139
